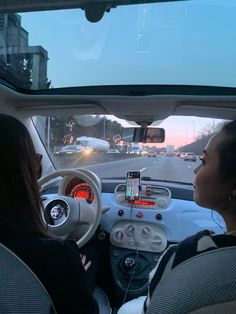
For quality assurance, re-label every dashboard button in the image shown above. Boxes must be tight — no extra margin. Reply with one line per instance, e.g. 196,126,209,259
136,211,143,218
142,226,151,237
118,209,124,216
98,232,106,240
156,213,162,220
151,237,162,247
115,230,124,243
126,224,135,235
112,249,120,257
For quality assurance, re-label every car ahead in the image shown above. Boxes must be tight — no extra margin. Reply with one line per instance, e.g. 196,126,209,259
54,145,81,156
184,152,197,162
180,152,186,159
129,148,141,154
147,150,157,158
107,149,120,154
0,0,233,312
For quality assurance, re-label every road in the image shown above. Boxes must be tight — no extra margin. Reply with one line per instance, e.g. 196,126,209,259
55,155,200,184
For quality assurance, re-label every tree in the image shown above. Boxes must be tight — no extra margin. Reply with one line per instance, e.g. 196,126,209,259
49,115,123,148
195,120,227,141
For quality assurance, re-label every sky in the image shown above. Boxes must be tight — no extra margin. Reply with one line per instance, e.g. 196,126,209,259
110,115,222,148
19,0,231,147
20,0,236,88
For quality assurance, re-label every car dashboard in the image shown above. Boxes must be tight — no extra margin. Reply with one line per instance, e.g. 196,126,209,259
42,177,224,242
41,175,225,299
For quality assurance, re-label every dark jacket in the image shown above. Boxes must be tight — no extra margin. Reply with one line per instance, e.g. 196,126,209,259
1,232,99,314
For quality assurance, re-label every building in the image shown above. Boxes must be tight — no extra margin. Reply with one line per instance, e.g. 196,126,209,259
0,13,49,89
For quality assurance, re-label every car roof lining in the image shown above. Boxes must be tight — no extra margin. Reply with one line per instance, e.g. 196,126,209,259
0,83,236,121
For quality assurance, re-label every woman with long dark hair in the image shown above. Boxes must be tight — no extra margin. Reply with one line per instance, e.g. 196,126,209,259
0,113,98,314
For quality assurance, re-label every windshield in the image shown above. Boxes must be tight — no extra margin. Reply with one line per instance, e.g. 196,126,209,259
33,114,224,184
0,1,236,89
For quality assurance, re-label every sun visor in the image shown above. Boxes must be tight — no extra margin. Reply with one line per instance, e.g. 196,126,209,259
175,104,236,120
16,103,106,116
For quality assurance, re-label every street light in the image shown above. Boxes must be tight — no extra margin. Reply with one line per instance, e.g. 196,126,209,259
192,120,196,142
47,116,50,152
212,119,216,132
185,130,188,145
103,115,106,140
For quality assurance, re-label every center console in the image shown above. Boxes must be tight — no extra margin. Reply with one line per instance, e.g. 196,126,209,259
109,182,170,301
109,221,167,300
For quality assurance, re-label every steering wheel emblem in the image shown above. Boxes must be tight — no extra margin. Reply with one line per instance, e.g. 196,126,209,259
50,205,64,220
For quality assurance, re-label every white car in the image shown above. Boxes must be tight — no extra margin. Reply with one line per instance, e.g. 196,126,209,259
107,149,120,154
147,150,157,158
184,152,197,162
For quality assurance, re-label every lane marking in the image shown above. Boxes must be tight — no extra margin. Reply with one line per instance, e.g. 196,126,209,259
187,165,191,169
140,167,146,172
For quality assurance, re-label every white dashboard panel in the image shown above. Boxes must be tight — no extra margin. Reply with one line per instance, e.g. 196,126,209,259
110,221,167,253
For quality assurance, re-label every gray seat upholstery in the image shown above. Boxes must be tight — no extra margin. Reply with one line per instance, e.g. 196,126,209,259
0,243,56,314
146,246,236,314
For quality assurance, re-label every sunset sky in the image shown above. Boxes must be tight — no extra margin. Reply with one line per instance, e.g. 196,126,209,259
111,115,222,149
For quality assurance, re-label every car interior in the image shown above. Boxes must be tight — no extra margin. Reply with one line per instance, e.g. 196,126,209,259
0,0,236,313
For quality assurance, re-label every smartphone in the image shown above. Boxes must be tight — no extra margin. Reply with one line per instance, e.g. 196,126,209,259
125,171,141,200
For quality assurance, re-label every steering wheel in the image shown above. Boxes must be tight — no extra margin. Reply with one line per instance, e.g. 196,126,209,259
38,169,102,248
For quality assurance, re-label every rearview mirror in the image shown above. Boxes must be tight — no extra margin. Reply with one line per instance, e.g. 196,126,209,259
121,127,165,143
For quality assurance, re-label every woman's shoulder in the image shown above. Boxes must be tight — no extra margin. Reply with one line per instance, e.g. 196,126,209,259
151,229,233,281
176,229,236,260
173,229,217,267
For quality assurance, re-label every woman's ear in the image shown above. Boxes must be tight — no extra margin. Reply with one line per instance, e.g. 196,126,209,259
232,189,236,198
230,183,236,200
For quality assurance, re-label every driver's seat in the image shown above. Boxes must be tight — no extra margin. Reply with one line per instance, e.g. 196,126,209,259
146,246,236,314
0,242,56,313
0,242,112,314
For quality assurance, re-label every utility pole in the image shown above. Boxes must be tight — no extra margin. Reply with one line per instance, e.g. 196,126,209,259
212,119,216,132
185,130,188,145
192,120,196,141
47,116,50,152
103,115,106,140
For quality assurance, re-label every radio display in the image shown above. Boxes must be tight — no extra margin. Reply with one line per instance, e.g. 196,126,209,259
128,200,155,206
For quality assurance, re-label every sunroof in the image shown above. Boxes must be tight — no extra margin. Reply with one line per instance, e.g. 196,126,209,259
0,1,236,90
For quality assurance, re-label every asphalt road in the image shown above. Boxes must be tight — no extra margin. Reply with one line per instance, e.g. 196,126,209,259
56,155,200,184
